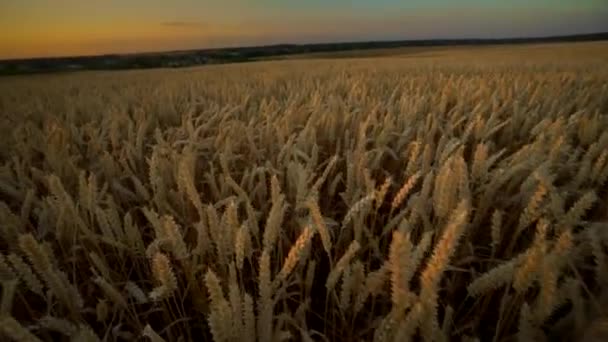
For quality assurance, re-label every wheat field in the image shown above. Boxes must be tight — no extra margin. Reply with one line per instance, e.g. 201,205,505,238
0,42,608,342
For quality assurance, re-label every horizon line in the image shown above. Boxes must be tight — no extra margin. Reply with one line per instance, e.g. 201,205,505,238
2,30,607,63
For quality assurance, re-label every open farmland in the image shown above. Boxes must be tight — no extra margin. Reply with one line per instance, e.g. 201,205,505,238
0,42,608,341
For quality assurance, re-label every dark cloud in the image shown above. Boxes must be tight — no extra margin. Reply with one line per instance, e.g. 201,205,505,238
160,21,206,28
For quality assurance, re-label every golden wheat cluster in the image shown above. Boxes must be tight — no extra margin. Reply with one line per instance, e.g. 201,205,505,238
0,43,607,341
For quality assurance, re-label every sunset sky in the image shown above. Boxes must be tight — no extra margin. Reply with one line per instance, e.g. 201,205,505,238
1,0,607,60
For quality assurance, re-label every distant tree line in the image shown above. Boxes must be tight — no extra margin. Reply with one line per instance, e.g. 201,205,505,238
1,32,606,76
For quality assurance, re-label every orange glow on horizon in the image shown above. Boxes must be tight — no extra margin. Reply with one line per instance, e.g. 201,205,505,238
1,1,606,60
0,18,250,59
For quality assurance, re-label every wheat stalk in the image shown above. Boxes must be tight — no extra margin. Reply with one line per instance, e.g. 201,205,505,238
149,252,177,301
326,240,361,291
391,171,421,210
258,249,273,342
306,196,332,257
276,225,315,286
7,254,44,296
204,268,233,342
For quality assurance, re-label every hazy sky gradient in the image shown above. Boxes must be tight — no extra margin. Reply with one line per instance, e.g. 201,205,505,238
1,0,607,59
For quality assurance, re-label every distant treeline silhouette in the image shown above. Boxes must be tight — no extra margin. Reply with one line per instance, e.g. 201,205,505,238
1,31,607,75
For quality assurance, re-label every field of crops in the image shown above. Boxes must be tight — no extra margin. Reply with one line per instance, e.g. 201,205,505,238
0,42,607,341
